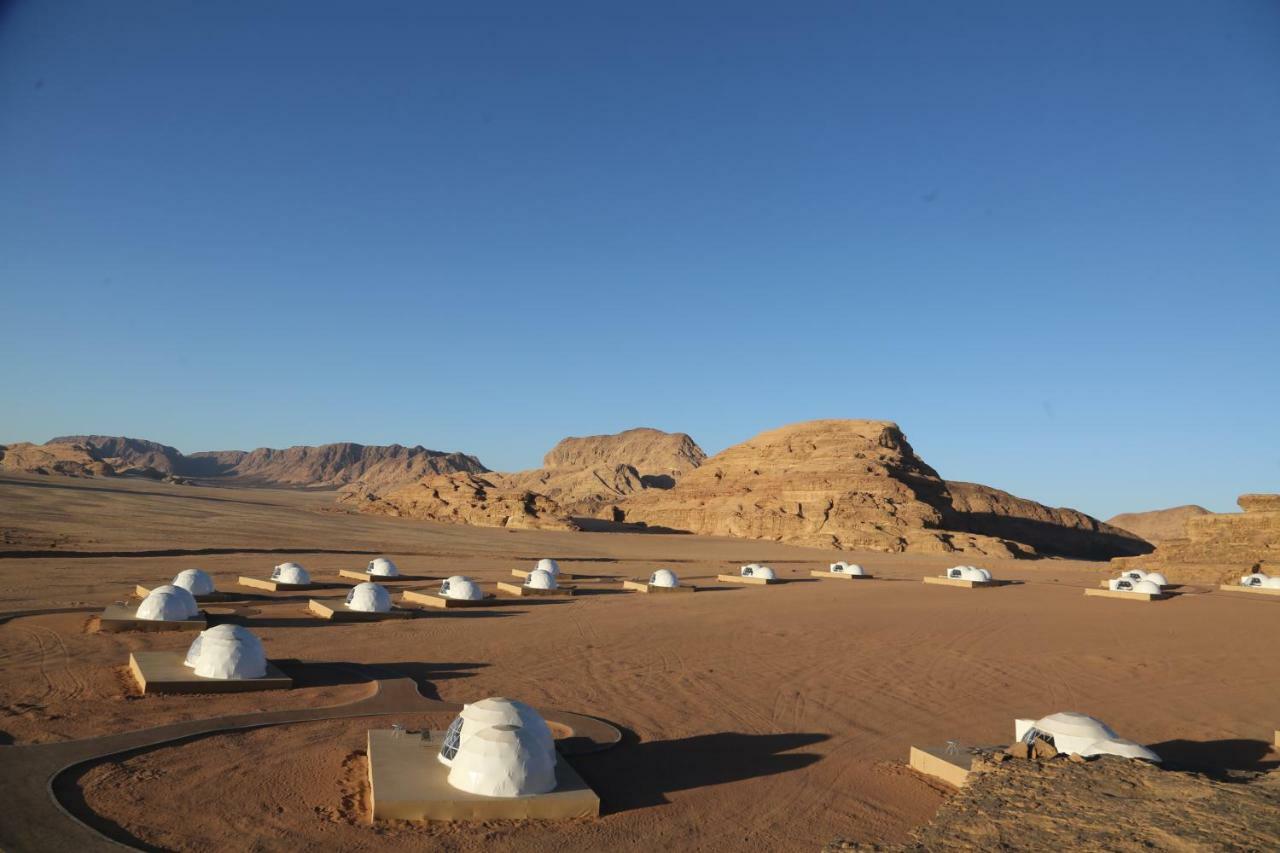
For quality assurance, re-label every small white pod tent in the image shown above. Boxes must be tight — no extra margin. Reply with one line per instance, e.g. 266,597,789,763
831,562,866,576
271,562,311,584
1240,572,1269,587
440,576,484,601
137,584,200,621
535,558,560,577
946,566,991,582
525,569,557,590
1131,579,1163,595
367,557,399,577
1016,711,1160,762
172,568,216,596
741,564,776,579
438,697,556,767
446,725,558,798
1143,571,1168,587
345,582,392,612
649,569,680,588
183,625,268,679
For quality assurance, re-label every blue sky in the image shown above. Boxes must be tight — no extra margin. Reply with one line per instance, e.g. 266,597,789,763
2,1,1277,519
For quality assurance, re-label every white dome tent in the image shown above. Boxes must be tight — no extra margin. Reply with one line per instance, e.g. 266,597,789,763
440,576,484,601
830,562,867,576
137,584,201,621
1014,711,1160,762
183,625,268,680
740,564,776,580
367,557,400,577
1143,571,1169,587
439,697,558,798
1240,572,1269,587
438,697,555,767
345,582,392,613
650,569,680,588
526,569,558,590
947,566,991,582
272,562,311,585
172,568,216,596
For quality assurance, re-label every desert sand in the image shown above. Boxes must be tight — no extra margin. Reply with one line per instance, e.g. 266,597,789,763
2,472,1278,851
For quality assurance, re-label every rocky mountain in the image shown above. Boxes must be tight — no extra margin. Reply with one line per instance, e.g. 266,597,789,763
339,472,577,531
11,435,485,489
0,441,114,478
1106,504,1211,544
945,482,1151,561
1113,494,1280,582
613,420,1150,559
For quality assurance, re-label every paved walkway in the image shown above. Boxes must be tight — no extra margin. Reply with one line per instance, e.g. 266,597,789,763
0,608,620,852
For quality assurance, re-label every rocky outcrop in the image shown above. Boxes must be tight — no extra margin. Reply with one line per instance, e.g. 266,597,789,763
945,482,1151,560
338,472,577,531
1106,505,1211,545
0,442,115,478
614,420,1021,556
614,420,1142,559
195,442,487,489
47,435,186,477
542,428,705,486
1114,493,1280,582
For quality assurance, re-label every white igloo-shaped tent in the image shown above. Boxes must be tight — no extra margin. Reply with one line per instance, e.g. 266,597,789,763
1015,711,1160,762
345,582,392,612
946,566,991,582
447,725,558,798
137,584,200,621
649,568,680,588
172,568,216,596
1240,572,1269,587
271,562,311,584
438,696,555,767
535,558,560,577
183,624,268,679
1143,571,1168,587
440,575,483,601
526,569,558,590
367,557,399,577
740,564,776,579
830,561,867,576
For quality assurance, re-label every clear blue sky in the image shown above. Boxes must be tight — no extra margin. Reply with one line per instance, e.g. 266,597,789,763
2,1,1277,519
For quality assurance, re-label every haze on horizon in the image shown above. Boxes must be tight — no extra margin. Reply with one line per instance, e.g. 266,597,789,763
2,1,1277,520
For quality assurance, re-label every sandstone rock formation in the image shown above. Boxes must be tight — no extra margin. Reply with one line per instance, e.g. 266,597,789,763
1113,493,1280,582
1106,504,1211,545
502,428,706,516
945,482,1150,560
0,442,115,478
48,435,187,477
338,473,577,531
614,420,1146,559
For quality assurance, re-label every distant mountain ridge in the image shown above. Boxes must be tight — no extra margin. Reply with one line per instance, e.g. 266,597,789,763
39,435,485,488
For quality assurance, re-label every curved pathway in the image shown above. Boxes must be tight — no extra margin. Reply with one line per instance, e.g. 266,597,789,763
0,608,621,853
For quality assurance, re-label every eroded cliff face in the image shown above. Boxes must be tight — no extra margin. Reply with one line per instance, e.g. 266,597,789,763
612,420,1020,556
1113,493,1280,582
0,442,115,478
337,472,578,531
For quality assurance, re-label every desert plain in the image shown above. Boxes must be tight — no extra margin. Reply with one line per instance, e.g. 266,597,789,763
1,471,1278,851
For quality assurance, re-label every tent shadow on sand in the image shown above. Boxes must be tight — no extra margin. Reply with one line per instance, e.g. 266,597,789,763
577,730,828,813
1150,738,1279,779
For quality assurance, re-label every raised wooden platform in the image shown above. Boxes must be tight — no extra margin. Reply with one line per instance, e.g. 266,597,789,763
716,574,781,586
495,582,575,597
238,576,320,592
128,651,292,694
909,744,978,788
307,599,416,621
134,585,237,602
1084,588,1167,602
338,570,432,583
401,589,498,608
922,576,1005,589
810,571,875,580
1218,584,1280,597
98,603,206,633
367,729,599,821
621,580,695,593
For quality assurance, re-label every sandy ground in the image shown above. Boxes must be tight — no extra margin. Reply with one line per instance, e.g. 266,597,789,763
2,473,1279,851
